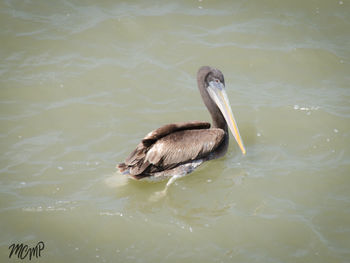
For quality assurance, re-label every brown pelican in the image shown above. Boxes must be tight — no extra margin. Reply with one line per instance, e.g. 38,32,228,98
117,66,246,193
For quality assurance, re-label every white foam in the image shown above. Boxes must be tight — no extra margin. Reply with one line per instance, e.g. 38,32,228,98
104,172,129,188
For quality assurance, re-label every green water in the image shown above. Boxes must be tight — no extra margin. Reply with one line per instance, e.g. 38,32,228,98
1,0,350,262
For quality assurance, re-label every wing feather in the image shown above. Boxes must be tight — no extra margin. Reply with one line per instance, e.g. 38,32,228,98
118,121,224,178
141,121,210,146
145,128,225,168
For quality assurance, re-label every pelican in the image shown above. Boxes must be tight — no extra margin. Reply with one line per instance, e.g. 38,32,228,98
117,66,246,194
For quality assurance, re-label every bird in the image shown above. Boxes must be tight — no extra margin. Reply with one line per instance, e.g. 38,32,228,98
117,66,246,195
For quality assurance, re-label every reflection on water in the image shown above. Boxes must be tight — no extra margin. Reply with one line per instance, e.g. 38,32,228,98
1,0,350,262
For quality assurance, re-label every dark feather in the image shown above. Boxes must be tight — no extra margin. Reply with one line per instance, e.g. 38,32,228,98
141,121,210,147
117,121,225,179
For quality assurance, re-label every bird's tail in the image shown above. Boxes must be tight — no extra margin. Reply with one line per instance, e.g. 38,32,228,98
117,163,146,181
117,163,130,175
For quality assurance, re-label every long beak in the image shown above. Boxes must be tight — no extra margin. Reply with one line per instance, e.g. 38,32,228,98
207,81,246,155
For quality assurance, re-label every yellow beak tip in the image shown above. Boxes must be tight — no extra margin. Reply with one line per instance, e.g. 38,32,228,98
240,146,246,155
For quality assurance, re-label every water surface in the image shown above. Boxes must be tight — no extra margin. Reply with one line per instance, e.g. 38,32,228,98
1,0,350,262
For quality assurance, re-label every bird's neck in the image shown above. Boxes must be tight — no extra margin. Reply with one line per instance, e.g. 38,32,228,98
197,73,229,136
209,109,229,158
211,110,228,134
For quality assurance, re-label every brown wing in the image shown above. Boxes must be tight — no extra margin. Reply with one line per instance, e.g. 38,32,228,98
141,121,210,147
145,128,225,167
117,121,224,178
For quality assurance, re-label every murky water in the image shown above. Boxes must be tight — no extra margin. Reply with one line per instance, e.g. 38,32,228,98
1,0,350,262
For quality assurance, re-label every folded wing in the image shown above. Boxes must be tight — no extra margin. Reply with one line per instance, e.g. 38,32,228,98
118,121,225,179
